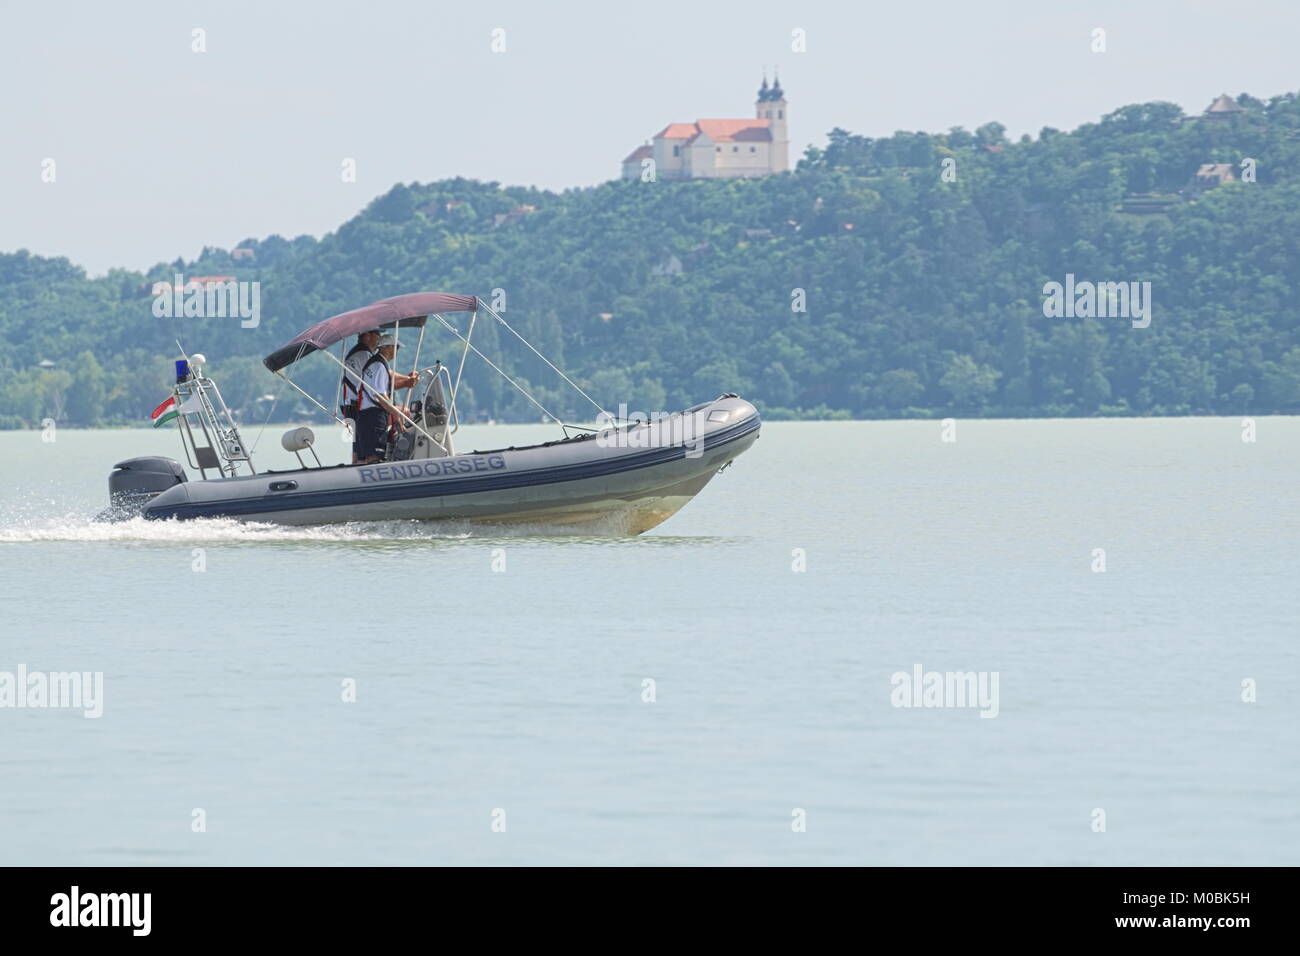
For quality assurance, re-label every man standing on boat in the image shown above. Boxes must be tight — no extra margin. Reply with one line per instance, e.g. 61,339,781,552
341,328,381,463
355,333,419,464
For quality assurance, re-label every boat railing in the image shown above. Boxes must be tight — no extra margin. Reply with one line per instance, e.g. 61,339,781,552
399,363,456,459
174,369,255,480
436,363,461,437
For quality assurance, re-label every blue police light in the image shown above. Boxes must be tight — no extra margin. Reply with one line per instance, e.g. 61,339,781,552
175,359,190,383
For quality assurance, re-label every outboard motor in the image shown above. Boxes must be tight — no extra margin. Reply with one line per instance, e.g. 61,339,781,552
106,457,187,517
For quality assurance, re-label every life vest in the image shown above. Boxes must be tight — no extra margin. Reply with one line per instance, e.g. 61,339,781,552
357,352,393,412
340,344,371,417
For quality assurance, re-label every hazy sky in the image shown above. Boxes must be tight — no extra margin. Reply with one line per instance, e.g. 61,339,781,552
2,0,1297,274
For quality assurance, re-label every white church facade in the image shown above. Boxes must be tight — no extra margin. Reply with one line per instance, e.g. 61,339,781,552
622,75,789,181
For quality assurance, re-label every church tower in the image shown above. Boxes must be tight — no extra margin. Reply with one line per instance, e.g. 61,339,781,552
756,72,789,173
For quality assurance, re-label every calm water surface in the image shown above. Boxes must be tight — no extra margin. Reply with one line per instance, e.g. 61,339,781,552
1,418,1297,865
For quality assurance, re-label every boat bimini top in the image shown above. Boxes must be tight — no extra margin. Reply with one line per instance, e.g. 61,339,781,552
262,292,477,372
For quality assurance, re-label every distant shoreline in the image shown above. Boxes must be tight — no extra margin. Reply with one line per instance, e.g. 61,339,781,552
4,410,1293,433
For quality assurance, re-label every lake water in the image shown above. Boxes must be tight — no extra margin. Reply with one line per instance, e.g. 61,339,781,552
1,418,1296,866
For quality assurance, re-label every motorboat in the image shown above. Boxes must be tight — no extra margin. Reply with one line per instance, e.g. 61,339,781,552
104,293,760,532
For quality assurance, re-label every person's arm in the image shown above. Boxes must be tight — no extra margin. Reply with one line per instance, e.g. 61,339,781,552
369,371,410,422
393,370,420,389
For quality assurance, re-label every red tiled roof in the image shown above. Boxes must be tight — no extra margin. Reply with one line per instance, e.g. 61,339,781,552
694,118,771,143
623,144,653,163
654,123,699,140
652,118,773,145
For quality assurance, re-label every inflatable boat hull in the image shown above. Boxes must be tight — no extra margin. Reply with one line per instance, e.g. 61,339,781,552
139,397,760,532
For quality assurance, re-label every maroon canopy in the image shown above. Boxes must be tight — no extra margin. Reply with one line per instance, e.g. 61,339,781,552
263,292,477,372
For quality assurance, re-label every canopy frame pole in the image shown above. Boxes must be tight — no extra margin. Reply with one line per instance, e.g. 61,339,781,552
450,309,478,421
430,313,563,426
393,321,400,378
332,340,345,417
319,349,450,456
407,324,427,406
274,370,350,429
475,298,611,420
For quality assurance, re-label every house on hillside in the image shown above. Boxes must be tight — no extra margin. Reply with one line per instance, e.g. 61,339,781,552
1123,161,1237,213
1202,93,1246,120
493,205,536,228
140,275,237,296
1187,162,1237,198
621,74,790,180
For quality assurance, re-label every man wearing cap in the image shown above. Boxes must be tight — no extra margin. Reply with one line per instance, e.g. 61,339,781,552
355,333,420,464
341,328,380,463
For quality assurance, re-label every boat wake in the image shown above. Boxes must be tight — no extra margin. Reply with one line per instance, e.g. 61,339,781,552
0,514,431,544
0,509,646,544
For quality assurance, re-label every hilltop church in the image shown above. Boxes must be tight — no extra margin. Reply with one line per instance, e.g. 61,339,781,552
621,75,789,180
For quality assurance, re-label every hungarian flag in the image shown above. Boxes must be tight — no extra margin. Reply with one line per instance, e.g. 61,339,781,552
150,395,178,428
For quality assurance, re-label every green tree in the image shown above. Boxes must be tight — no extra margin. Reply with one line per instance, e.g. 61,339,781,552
62,350,106,425
874,369,925,409
939,355,1001,408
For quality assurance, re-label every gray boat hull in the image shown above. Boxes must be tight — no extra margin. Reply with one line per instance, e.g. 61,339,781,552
139,397,761,532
